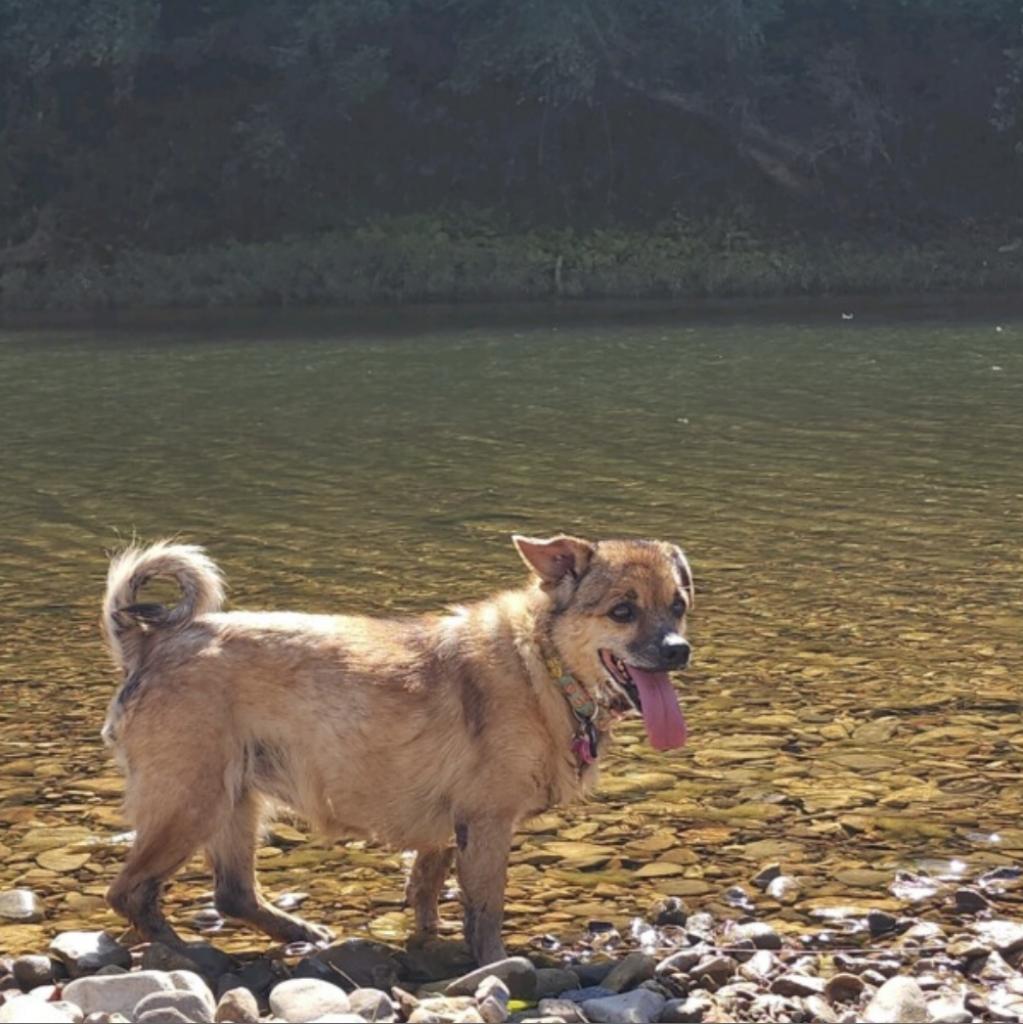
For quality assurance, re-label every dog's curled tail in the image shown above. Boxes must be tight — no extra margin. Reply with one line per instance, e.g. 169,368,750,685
102,541,225,675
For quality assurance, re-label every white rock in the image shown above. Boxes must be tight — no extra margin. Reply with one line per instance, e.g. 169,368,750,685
135,990,214,1023
62,971,178,1017
269,978,351,1023
49,932,131,978
347,988,396,1022
0,995,77,1023
478,995,508,1023
582,989,666,1024
165,970,215,1014
475,977,510,1005
863,977,929,1024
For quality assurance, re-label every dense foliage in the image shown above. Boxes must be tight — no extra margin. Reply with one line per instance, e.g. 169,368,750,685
1,0,1022,294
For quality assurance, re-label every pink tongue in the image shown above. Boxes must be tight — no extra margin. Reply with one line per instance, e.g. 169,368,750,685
628,667,688,750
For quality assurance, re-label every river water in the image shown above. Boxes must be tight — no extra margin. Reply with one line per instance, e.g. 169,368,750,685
0,306,1020,956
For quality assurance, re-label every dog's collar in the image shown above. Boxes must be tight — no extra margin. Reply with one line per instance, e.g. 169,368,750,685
540,646,617,766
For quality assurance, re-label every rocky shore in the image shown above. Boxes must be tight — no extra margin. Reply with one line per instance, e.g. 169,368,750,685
2,863,1022,1024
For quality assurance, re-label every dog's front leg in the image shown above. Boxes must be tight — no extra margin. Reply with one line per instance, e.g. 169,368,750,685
455,815,511,965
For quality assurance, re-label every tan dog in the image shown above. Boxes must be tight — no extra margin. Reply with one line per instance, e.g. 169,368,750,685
100,534,693,964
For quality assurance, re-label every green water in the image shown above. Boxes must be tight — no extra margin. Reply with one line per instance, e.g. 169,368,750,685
1,308,1021,955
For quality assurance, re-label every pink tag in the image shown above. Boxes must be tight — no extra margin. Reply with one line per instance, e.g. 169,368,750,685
572,735,596,765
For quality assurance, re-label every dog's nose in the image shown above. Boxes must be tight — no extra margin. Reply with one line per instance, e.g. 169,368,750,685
660,635,691,668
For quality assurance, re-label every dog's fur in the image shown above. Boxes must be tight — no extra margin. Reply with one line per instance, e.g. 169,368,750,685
100,534,693,963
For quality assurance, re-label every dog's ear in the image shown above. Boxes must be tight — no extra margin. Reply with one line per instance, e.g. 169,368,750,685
670,544,695,609
512,534,595,584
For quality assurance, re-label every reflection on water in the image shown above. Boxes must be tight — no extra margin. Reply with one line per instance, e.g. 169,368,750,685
0,309,1021,954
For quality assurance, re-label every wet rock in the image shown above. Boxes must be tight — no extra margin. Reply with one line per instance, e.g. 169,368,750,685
862,976,928,1023
558,986,614,1004
446,958,537,1001
0,995,77,1023
751,863,782,891
571,961,615,987
214,987,259,1023
603,952,655,992
269,978,351,1022
953,887,989,913
659,995,713,1023
348,987,397,1021
534,968,579,998
926,992,972,1024
975,919,1023,956
49,933,131,978
867,910,899,937
824,972,865,1003
12,955,54,990
308,940,400,991
230,957,280,1001
400,939,475,983
141,941,233,982
536,999,587,1023
582,989,665,1023
0,890,44,924
683,913,716,943
730,922,781,951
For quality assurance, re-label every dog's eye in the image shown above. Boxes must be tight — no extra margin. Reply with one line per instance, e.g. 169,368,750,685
672,595,686,617
608,602,636,623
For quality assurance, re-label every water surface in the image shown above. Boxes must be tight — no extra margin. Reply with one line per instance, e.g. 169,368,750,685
1,308,1021,955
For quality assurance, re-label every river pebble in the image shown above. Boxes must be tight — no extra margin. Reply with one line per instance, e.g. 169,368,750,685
0,891,44,924
214,986,259,1023
49,933,131,978
581,988,665,1023
269,978,351,1022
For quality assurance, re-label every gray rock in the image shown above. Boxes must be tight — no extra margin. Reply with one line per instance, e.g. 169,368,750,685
82,1016,131,1024
479,996,509,1024
475,977,510,1005
690,955,736,989
62,972,180,1017
164,971,215,1015
399,939,475,984
307,940,401,992
214,986,260,1023
536,999,587,1023
571,961,615,987
12,956,54,991
0,996,77,1023
582,989,665,1024
765,875,800,904
535,968,580,999
558,986,614,1004
49,932,131,978
659,996,713,1023
347,987,397,1022
863,977,929,1024
136,1011,191,1024
603,953,655,993
269,978,352,1023
135,990,214,1023
751,863,782,891
141,942,233,983
803,995,839,1023
867,910,898,938
446,958,538,1001
0,890,44,924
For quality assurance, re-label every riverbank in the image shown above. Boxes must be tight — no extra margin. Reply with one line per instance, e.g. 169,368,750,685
2,860,1022,1023
2,218,1022,313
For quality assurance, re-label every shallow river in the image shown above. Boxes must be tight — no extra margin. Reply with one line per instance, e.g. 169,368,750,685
0,305,1021,957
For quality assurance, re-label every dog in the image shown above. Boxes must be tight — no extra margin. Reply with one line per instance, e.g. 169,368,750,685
100,533,694,965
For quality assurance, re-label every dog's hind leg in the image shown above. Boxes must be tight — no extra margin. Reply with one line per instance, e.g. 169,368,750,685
455,816,511,965
405,847,454,936
207,791,332,946
108,821,204,944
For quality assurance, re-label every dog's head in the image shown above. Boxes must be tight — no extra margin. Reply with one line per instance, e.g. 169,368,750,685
513,533,693,750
